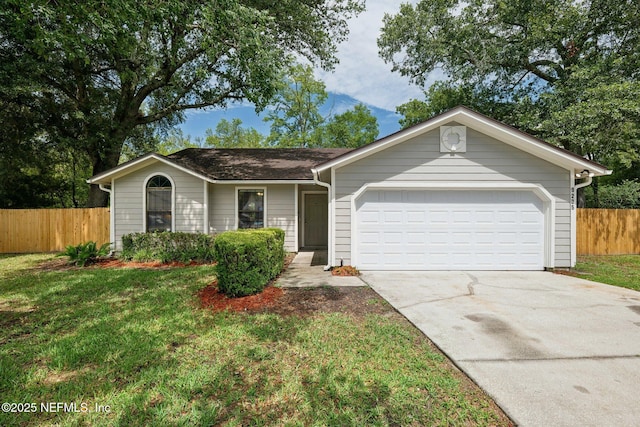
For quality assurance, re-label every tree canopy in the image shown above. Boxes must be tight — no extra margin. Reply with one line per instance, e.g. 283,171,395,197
264,64,329,148
0,0,364,206
261,63,379,148
378,0,640,203
379,0,639,90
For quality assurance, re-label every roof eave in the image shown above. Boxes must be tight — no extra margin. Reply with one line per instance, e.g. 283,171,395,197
86,153,216,185
211,179,317,184
314,106,611,176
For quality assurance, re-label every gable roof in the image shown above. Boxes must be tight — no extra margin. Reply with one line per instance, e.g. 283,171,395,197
87,148,352,185
315,106,612,176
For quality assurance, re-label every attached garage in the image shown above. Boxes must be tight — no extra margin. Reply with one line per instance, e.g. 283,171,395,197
354,187,548,270
312,107,611,271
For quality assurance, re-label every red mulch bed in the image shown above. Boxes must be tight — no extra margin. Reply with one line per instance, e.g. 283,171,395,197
198,281,284,313
331,265,360,276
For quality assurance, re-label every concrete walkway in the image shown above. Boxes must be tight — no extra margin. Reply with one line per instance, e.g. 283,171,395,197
276,251,364,287
362,271,640,427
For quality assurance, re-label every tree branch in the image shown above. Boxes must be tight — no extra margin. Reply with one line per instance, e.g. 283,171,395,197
136,90,244,125
524,60,560,83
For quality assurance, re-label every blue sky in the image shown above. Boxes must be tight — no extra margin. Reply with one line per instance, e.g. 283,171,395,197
179,0,430,141
179,94,404,141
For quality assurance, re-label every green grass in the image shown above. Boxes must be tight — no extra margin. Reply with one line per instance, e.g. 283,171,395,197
575,255,640,291
0,254,508,426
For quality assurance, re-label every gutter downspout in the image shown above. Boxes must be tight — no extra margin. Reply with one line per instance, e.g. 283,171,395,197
574,172,594,196
98,184,112,195
96,183,115,255
569,171,593,268
311,168,332,271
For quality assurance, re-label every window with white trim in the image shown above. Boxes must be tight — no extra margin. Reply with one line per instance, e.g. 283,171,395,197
238,189,265,229
146,175,172,232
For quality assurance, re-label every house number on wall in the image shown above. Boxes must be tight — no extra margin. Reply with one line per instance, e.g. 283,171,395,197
570,188,575,210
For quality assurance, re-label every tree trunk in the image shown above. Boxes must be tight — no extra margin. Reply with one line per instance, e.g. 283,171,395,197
87,183,109,207
577,187,586,208
85,133,126,207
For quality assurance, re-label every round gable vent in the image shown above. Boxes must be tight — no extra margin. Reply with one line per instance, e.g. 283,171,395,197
440,126,467,153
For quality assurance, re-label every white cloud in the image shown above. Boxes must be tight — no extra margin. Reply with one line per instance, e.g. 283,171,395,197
315,0,428,111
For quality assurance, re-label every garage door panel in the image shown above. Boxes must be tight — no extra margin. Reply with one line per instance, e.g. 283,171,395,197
382,211,402,224
476,211,495,223
452,232,472,244
521,211,543,224
359,211,380,224
356,190,545,270
452,211,473,224
359,231,380,244
407,232,427,244
428,231,449,244
382,231,403,244
497,211,518,223
521,232,541,244
429,210,449,224
496,231,518,244
407,211,426,223
475,232,494,244
428,253,449,267
406,253,427,265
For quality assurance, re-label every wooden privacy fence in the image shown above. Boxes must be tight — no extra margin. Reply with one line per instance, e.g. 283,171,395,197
0,208,110,253
0,207,638,255
577,209,640,255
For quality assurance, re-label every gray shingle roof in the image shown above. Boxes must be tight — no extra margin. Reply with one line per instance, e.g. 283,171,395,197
165,148,353,180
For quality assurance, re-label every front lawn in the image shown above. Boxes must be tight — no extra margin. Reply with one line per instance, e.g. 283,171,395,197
0,254,510,426
575,255,640,291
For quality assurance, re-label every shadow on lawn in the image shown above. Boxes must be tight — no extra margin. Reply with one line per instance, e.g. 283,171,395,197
0,265,214,423
0,260,511,426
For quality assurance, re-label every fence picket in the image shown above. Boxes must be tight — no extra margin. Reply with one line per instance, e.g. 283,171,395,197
0,207,638,255
0,208,110,253
576,209,640,255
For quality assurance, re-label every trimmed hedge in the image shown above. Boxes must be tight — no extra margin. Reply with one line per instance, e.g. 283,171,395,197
121,232,216,263
214,228,285,297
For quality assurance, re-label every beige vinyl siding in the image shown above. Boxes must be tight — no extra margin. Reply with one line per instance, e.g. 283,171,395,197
266,185,296,251
209,185,235,233
334,127,572,267
208,184,297,251
113,163,205,250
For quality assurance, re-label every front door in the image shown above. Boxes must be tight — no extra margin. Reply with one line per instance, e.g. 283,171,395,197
304,193,328,247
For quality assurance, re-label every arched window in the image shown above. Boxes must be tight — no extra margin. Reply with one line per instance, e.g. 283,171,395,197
146,175,173,232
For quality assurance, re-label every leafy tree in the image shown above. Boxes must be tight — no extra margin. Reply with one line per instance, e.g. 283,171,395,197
264,64,379,147
0,89,91,207
379,0,638,92
395,83,512,129
1,0,364,206
155,129,203,156
541,76,640,172
205,118,264,148
585,180,640,209
379,0,640,203
321,104,379,148
264,64,328,147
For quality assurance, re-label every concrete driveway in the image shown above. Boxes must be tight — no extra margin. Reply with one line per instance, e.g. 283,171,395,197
362,271,640,427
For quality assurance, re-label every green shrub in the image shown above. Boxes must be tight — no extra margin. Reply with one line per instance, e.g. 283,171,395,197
120,232,216,263
246,228,285,278
587,180,640,209
214,228,285,297
59,241,111,267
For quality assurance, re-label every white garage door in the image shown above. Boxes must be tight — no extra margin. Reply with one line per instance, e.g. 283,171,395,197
355,190,545,270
